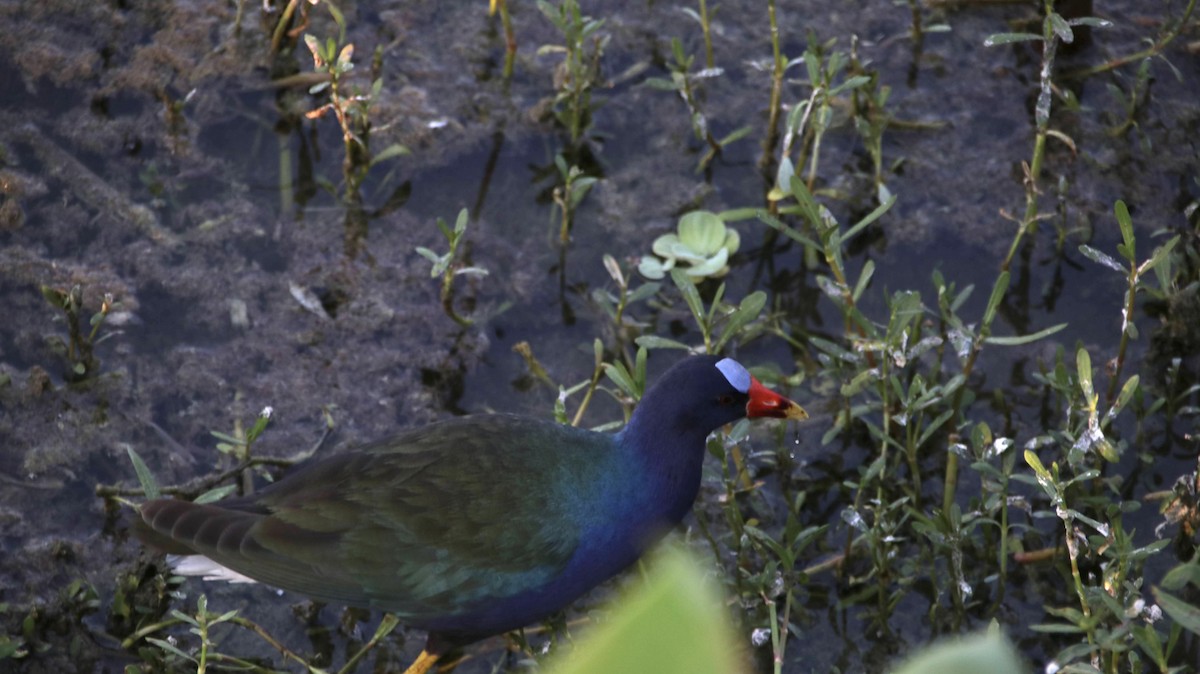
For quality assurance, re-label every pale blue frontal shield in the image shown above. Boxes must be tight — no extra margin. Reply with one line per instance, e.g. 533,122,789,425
715,358,751,393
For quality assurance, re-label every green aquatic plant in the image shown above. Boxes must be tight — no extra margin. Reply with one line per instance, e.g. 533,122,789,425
644,38,750,173
39,284,117,383
552,154,598,244
416,208,489,327
1078,200,1179,399
768,35,873,200
489,0,518,80
638,210,740,281
123,594,400,674
537,0,608,143
303,32,409,201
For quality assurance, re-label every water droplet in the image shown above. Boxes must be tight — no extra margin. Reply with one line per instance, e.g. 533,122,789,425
751,628,771,647
769,573,785,598
1146,604,1162,623
841,508,867,532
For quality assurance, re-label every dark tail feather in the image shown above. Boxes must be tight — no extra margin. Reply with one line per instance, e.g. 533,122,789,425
132,501,198,555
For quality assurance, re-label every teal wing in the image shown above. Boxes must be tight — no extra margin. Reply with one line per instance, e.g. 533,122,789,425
141,415,612,620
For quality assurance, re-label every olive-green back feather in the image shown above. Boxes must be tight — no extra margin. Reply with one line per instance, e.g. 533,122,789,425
142,415,619,620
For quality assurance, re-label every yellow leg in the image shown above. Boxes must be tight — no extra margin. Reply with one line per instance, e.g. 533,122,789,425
402,649,441,674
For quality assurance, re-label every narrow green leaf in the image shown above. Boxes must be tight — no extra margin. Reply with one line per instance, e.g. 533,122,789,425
1024,450,1049,479
1131,625,1165,669
570,177,598,207
193,484,238,504
984,322,1068,346
369,143,410,166
915,409,955,450
1153,587,1200,636
126,446,160,500
714,291,766,352
1108,375,1140,419
852,260,875,302
1076,348,1094,401
1078,244,1125,272
743,525,787,561
415,247,442,263
1029,623,1086,634
841,192,897,243
984,32,1043,46
603,362,639,400
717,126,752,147
634,346,647,395
1114,200,1134,258
371,613,401,640
1162,561,1200,591
716,207,761,222
787,175,823,226
1069,16,1112,28
758,211,820,250
772,158,795,201
828,75,872,96
703,284,725,332
213,608,240,624
635,335,690,350
671,268,706,333
40,285,67,308
1140,235,1180,276
982,271,1010,326
147,637,197,663
864,455,886,481
840,368,876,397
643,77,681,91
626,282,661,304
1048,12,1074,43
246,410,271,444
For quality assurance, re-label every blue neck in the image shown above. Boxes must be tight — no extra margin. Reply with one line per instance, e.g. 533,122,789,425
616,406,710,528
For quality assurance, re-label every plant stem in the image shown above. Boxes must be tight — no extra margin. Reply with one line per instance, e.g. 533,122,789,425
336,614,400,674
271,0,303,53
1002,0,1058,273
759,0,785,174
1061,514,1095,643
571,359,605,427
1107,266,1138,400
498,0,517,80
440,266,474,327
767,593,782,674
698,0,714,69
1064,0,1196,79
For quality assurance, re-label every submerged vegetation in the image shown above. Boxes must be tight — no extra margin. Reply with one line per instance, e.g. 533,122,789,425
1,0,1198,673
38,284,119,383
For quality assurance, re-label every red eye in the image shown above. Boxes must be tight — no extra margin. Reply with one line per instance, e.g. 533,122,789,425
717,394,734,405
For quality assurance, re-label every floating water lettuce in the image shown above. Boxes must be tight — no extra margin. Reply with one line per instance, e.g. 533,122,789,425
638,210,740,280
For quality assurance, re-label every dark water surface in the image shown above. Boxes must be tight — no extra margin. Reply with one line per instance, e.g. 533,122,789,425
0,1,1197,672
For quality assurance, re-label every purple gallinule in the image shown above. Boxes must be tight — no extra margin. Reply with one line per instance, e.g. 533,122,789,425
137,355,807,673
